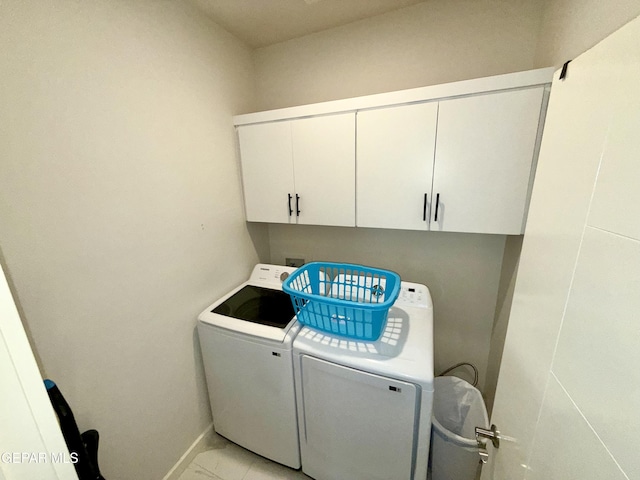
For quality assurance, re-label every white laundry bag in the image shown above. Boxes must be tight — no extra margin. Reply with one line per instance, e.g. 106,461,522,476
429,376,489,480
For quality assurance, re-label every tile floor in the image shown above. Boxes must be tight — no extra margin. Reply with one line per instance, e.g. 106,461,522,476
177,433,311,480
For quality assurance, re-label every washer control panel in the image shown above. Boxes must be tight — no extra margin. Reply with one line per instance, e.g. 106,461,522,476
395,282,431,308
250,264,298,286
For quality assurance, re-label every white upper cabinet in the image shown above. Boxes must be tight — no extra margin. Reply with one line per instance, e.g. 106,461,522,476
238,113,355,226
235,69,553,232
292,114,356,227
238,121,295,223
356,87,545,234
357,102,438,230
432,87,545,234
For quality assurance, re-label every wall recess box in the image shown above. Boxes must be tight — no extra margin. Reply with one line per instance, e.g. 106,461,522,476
286,258,305,268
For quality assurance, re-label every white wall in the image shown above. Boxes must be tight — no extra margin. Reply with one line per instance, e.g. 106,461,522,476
253,0,544,110
0,2,265,479
254,0,546,394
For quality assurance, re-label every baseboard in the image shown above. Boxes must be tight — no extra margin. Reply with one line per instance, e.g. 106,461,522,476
162,423,214,480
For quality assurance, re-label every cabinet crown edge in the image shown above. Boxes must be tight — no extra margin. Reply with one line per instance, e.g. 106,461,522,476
233,67,554,126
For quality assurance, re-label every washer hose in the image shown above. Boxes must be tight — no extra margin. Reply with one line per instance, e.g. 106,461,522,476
437,362,479,387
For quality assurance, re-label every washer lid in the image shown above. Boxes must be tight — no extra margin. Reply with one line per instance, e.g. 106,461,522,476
198,278,298,343
212,285,295,328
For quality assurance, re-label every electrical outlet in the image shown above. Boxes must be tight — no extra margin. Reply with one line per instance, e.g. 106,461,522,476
285,257,305,268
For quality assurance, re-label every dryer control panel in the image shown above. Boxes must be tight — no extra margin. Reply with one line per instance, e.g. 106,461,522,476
395,282,431,308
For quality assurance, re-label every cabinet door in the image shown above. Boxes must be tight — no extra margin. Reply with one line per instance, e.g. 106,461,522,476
238,121,295,223
291,113,356,226
299,355,416,480
433,87,545,234
357,103,437,230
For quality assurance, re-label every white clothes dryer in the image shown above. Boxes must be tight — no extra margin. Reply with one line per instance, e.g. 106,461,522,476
198,264,300,468
293,281,434,480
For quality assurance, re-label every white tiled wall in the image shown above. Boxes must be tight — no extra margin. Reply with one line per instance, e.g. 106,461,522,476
484,14,640,480
484,26,620,480
526,376,628,480
530,17,640,479
551,228,640,477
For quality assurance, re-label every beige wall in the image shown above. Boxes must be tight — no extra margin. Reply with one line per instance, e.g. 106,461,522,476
255,0,546,395
0,1,265,479
269,225,505,391
253,0,545,110
483,235,523,414
535,0,640,68
250,0,640,411
3,1,637,477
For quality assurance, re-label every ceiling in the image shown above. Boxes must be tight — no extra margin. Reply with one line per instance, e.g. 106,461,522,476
187,0,427,48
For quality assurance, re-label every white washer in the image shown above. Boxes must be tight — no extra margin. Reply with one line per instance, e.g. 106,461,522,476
293,281,434,480
198,264,300,468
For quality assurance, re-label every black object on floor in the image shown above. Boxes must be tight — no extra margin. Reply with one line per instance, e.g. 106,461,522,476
44,379,106,480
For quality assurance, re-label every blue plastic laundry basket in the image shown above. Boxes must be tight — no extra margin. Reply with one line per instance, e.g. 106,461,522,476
282,262,401,341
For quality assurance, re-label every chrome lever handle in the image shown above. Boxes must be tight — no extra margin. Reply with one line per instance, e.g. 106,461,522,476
477,444,489,464
475,424,500,449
